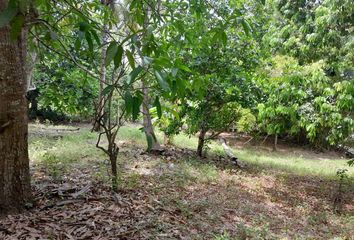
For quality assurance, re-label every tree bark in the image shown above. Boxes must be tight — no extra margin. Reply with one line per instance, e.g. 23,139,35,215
142,80,161,152
273,134,278,151
0,1,31,214
140,3,161,153
197,126,207,157
110,152,118,192
93,27,108,132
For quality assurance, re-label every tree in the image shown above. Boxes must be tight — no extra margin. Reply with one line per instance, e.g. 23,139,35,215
31,55,98,120
257,55,354,149
0,0,109,213
0,0,31,214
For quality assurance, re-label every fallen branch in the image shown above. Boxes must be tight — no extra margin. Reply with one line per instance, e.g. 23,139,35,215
55,128,80,132
41,199,85,210
71,184,91,198
243,137,254,145
219,138,244,168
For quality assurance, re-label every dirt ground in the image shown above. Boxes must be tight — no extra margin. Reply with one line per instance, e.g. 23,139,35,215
0,125,353,239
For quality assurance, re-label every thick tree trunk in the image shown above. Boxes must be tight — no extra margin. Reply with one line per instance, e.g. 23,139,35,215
197,127,207,157
142,80,161,152
0,2,31,214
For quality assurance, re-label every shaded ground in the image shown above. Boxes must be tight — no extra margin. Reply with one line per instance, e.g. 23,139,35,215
0,124,353,239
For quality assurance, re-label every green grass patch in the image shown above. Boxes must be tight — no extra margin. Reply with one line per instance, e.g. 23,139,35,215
29,123,353,180
29,127,104,179
171,131,353,179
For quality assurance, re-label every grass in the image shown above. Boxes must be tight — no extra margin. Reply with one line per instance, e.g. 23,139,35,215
24,123,354,239
173,132,353,179
29,123,353,180
119,124,353,179
29,126,104,180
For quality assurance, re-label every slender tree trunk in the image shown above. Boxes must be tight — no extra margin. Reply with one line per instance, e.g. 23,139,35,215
273,134,278,151
26,44,37,91
140,3,161,152
0,1,31,214
164,133,172,145
110,153,118,192
93,27,108,131
197,126,207,157
142,80,161,151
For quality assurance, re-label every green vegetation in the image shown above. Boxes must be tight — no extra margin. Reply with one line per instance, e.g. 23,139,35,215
0,0,353,238
24,124,353,239
29,124,353,180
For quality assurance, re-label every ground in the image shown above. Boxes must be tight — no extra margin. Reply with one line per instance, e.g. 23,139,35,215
0,123,353,239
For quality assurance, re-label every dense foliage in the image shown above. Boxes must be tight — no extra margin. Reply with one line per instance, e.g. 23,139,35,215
257,56,353,147
11,0,350,149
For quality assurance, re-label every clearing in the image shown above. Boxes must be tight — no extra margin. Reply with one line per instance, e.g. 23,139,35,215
0,123,353,239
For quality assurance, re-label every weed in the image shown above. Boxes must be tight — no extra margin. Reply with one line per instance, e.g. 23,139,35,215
308,212,328,225
122,172,141,190
175,199,193,218
214,231,232,240
41,152,65,180
236,223,271,240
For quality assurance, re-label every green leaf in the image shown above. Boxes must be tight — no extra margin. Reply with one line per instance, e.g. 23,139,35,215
220,30,227,45
154,96,162,118
178,65,192,72
127,66,143,84
102,85,114,95
124,91,133,116
126,50,135,68
90,30,100,45
85,31,93,54
154,57,171,67
114,45,123,69
132,95,143,121
0,0,18,27
155,70,170,91
79,21,89,32
105,42,118,66
75,38,82,51
241,19,252,36
348,159,354,167
10,14,24,40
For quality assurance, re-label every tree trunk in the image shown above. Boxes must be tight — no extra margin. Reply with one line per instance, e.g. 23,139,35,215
142,80,161,152
139,4,161,153
164,133,172,145
197,127,207,157
110,153,118,192
93,27,108,131
0,2,31,214
272,134,278,151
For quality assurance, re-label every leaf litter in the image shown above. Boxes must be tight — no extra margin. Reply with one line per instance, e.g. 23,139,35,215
1,128,353,239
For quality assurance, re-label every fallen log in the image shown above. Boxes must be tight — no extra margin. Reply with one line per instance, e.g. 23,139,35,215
219,138,244,168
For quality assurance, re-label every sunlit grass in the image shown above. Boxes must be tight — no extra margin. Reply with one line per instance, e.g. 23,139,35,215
29,123,353,179
170,128,353,179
